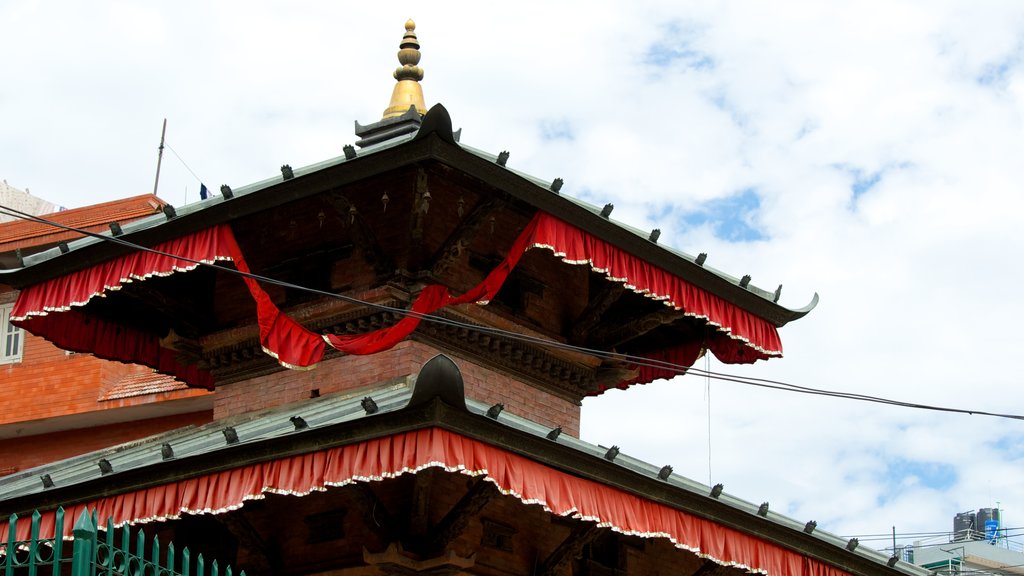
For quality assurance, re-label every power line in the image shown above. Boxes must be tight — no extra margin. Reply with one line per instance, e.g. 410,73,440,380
855,532,1024,547
849,527,1024,539
3,203,1024,422
165,142,205,186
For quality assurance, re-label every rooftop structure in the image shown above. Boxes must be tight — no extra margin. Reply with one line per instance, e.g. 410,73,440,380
0,193,166,265
0,180,58,224
905,509,1023,576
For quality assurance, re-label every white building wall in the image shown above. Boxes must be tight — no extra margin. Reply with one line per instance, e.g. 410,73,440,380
0,180,59,222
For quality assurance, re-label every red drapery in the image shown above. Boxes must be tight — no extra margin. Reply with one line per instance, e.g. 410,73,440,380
12,212,782,390
0,428,848,576
10,226,234,389
526,214,782,360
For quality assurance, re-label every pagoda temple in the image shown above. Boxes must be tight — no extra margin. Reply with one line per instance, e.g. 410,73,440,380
0,21,919,576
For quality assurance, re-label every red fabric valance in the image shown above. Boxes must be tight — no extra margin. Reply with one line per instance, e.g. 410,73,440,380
12,225,233,316
0,428,848,576
12,226,238,389
527,214,782,359
12,212,782,390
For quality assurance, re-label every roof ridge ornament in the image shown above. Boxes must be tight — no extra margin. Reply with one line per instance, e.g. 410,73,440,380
382,19,427,119
407,354,467,410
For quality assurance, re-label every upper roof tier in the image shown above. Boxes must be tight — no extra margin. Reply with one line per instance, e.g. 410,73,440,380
1,104,815,395
2,105,816,324
0,18,814,394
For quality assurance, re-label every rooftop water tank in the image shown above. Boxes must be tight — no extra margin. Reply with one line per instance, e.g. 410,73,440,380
954,511,976,542
978,508,1001,540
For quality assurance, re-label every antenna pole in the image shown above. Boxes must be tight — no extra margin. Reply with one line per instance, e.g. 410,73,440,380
153,118,167,195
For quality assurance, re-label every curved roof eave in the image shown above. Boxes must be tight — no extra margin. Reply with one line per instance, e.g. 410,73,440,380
1,104,816,327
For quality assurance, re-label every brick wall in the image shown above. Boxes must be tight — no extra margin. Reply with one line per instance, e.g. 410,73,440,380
215,340,581,436
0,330,209,426
0,411,212,475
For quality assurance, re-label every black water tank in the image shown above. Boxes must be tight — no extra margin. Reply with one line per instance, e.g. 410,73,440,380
954,511,976,541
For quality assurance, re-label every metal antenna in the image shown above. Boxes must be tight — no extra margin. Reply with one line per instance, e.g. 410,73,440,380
153,118,167,195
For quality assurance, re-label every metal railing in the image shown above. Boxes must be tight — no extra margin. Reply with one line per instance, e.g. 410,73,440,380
1,509,243,576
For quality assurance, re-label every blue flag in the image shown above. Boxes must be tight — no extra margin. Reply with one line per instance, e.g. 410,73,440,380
199,183,209,200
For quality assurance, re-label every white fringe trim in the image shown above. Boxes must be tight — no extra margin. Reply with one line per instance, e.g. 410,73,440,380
525,242,782,357
12,256,234,322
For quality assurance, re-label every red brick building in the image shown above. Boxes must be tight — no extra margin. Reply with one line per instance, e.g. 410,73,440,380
0,194,212,474
0,21,920,576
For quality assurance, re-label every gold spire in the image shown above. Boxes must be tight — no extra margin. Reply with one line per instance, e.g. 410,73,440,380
382,19,427,119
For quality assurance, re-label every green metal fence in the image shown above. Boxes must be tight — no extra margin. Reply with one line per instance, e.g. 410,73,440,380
1,509,243,576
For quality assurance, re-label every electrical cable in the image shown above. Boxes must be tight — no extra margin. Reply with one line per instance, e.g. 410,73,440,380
165,143,205,186
3,204,1024,422
705,345,712,487
848,526,1024,539
851,524,1024,537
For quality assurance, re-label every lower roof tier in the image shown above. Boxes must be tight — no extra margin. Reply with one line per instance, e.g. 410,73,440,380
0,355,922,576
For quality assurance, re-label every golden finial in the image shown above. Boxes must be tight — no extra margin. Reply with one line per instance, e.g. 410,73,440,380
382,19,427,119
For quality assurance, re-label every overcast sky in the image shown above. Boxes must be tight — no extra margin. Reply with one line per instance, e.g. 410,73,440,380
3,0,1024,555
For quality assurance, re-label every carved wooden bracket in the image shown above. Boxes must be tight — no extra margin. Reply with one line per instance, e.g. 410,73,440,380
429,198,503,277
362,542,475,575
425,479,498,555
587,306,686,349
324,192,393,276
539,522,606,576
569,282,626,344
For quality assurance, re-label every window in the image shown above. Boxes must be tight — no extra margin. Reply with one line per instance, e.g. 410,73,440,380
1,303,23,364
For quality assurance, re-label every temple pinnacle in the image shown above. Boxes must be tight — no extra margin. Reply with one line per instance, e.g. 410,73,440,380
382,19,427,119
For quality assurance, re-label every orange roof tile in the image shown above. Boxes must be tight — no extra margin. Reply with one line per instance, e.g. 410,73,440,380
98,370,189,401
0,194,167,252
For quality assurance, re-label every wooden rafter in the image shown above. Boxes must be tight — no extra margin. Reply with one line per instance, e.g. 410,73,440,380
429,197,503,277
348,483,399,545
539,522,607,576
219,512,278,576
409,468,433,540
425,478,498,555
569,282,626,344
324,192,392,276
691,558,724,576
113,282,206,338
409,168,429,243
586,307,686,349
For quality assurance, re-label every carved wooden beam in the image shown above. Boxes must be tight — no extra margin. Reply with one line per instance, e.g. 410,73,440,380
410,168,429,243
569,282,626,344
114,282,206,338
425,479,498,555
539,522,606,576
409,469,433,540
418,312,598,400
362,542,475,575
429,198,503,277
348,483,399,544
587,306,687,349
691,558,723,576
219,512,277,576
324,193,392,276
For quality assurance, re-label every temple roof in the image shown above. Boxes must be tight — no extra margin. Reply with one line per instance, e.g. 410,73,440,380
0,355,918,576
0,105,815,327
